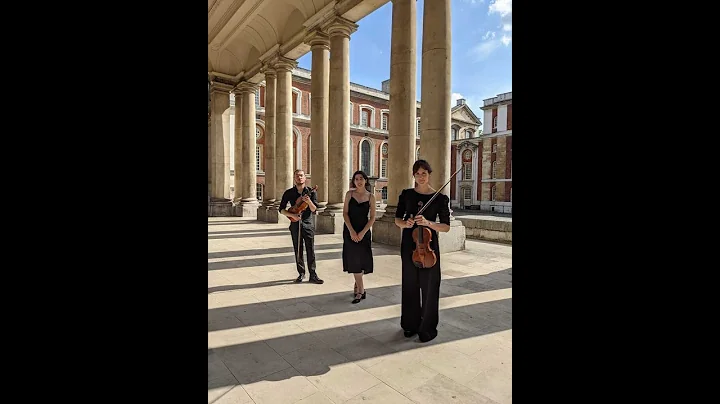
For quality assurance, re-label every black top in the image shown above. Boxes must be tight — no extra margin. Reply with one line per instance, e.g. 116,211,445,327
279,186,318,224
395,188,451,247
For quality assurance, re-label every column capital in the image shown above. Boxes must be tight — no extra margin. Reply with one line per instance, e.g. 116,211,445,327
322,17,358,38
210,81,234,95
272,56,298,72
261,63,277,78
305,30,330,50
235,81,259,94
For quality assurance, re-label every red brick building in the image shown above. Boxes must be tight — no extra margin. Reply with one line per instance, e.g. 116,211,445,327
450,92,512,213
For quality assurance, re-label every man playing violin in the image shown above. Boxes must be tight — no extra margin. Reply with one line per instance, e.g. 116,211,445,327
279,169,324,284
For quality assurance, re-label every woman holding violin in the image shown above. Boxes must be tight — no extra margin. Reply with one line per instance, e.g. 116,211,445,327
394,160,451,343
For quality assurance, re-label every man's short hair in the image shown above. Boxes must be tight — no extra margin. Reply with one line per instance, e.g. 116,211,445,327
294,169,305,175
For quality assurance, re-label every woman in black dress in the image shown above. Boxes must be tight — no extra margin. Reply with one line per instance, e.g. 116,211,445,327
342,170,376,304
394,160,451,342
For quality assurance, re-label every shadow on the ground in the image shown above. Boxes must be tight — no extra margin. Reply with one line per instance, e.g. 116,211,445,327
208,297,512,389
208,228,290,235
208,243,343,259
208,231,290,240
207,248,399,270
208,269,511,331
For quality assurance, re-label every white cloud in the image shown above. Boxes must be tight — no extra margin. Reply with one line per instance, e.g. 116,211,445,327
470,40,501,61
482,31,496,40
461,0,485,4
451,93,465,106
489,0,512,45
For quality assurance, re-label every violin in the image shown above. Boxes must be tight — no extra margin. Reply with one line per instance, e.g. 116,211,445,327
410,167,463,269
287,185,318,222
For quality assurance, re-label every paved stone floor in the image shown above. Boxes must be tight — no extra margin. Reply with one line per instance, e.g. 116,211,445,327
208,217,512,404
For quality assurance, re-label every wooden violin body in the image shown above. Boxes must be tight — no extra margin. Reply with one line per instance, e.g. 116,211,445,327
412,224,436,268
409,166,463,269
287,185,318,222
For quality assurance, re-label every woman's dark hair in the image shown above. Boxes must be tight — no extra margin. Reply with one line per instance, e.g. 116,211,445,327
412,159,433,175
350,170,370,191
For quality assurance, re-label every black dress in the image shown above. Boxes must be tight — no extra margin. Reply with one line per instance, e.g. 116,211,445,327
342,197,374,274
395,188,451,339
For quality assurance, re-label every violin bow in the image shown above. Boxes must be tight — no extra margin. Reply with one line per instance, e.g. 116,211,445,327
417,166,463,217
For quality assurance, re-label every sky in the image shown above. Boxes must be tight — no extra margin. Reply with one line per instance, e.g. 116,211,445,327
297,0,512,116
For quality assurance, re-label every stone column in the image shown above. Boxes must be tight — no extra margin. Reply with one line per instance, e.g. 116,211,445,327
418,0,465,252
273,56,298,220
372,0,416,246
232,89,243,204
318,17,357,234
263,67,277,206
419,0,451,190
258,65,278,222
306,30,330,210
209,80,233,216
234,82,259,216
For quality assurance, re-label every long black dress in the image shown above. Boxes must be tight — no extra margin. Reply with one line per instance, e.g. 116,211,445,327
342,197,374,274
395,188,451,340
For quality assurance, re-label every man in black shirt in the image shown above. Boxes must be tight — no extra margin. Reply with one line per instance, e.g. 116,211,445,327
279,169,324,284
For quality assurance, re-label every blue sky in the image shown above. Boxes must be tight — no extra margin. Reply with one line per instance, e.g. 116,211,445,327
297,0,512,118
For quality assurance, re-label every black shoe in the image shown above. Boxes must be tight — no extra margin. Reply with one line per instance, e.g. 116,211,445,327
295,273,306,283
403,330,417,338
309,275,324,284
419,330,438,343
352,291,366,304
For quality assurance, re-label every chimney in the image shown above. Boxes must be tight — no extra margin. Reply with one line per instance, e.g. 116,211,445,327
382,79,390,93
457,98,466,106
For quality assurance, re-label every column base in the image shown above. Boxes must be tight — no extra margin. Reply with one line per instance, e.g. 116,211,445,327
232,200,259,217
438,219,466,253
209,199,233,217
257,205,290,223
317,209,344,234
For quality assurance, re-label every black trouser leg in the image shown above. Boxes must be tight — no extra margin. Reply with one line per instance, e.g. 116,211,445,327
418,266,441,335
401,259,421,332
290,223,306,275
302,226,317,276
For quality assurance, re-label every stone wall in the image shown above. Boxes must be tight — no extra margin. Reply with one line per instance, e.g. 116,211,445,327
455,217,512,244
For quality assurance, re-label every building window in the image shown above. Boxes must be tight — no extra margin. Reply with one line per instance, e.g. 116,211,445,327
256,127,261,139
292,89,301,114
463,187,472,200
361,140,371,174
451,128,457,140
349,102,353,124
492,144,498,153
493,116,498,129
510,187,512,202
256,184,263,200
492,161,497,179
491,186,497,201
462,150,473,180
361,110,369,127
416,120,421,138
255,88,260,107
256,146,261,171
381,186,388,201
466,130,473,139
380,143,388,177
381,113,388,130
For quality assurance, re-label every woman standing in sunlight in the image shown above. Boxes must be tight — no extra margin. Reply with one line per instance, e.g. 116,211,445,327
394,160,451,343
342,170,376,304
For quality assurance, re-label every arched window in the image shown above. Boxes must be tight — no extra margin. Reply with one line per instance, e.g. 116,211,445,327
256,184,263,200
381,113,389,130
381,186,388,201
361,140,371,174
451,128,458,140
361,110,370,127
466,129,474,139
